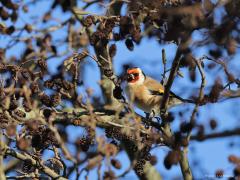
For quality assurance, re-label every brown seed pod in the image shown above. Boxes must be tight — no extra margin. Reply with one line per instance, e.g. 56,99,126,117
89,31,108,45
164,150,180,170
111,159,122,169
113,85,122,99
215,169,224,178
24,24,33,33
125,38,134,51
180,122,194,133
209,119,217,130
76,137,91,152
109,44,117,58
10,10,18,22
0,7,9,20
3,0,19,10
6,25,15,35
103,170,116,180
208,79,223,103
149,155,158,165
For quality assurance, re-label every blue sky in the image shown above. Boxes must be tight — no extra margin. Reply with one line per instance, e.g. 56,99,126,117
1,0,240,179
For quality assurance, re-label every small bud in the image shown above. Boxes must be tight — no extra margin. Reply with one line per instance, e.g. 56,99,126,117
209,119,217,130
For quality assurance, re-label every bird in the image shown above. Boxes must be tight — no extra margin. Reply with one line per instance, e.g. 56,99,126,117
125,67,194,116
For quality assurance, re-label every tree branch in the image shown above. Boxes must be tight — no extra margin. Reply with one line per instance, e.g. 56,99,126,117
191,128,240,141
5,147,67,180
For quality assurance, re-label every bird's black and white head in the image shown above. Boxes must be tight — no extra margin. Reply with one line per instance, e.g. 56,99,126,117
126,67,146,85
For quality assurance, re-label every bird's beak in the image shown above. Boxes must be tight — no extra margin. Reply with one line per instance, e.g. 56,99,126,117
127,73,134,82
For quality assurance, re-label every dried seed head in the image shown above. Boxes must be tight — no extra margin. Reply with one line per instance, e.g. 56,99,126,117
24,24,32,33
103,170,116,180
0,7,9,20
10,10,18,22
90,31,108,45
208,79,223,103
76,137,91,152
6,25,15,35
125,38,134,51
180,122,194,133
113,86,122,99
164,150,180,169
149,155,158,165
111,159,122,169
209,119,217,130
215,169,224,178
109,44,117,58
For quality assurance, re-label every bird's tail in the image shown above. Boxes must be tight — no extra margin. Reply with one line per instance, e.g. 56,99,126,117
170,91,196,104
181,98,196,104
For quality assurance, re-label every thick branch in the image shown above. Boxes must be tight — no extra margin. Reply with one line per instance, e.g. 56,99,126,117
160,46,183,114
5,147,67,180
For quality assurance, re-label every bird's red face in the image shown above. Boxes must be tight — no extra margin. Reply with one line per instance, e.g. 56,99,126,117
126,68,140,83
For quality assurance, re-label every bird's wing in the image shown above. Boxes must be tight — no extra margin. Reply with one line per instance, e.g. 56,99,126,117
144,76,186,101
144,77,165,94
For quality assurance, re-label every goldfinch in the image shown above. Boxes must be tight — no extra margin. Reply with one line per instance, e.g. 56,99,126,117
125,67,194,115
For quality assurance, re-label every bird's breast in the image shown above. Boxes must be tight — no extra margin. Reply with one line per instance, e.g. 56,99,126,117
125,84,156,113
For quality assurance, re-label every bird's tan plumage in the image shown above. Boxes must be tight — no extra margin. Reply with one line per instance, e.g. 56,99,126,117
143,76,164,94
125,67,185,115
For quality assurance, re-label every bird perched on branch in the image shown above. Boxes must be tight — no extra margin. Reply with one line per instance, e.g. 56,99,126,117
125,67,194,116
